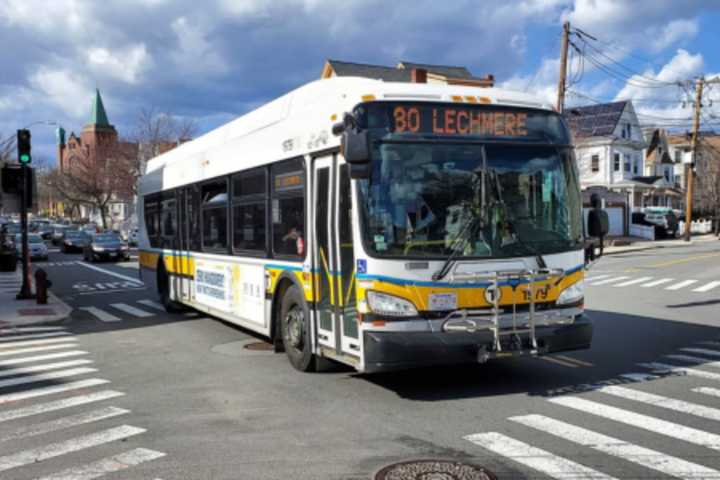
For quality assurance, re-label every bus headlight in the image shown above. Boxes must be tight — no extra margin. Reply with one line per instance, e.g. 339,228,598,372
557,280,584,306
366,291,418,317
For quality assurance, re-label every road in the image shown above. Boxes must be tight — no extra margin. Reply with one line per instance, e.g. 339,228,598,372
1,240,720,479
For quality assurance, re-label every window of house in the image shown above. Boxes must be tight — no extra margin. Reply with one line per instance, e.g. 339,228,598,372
591,155,600,173
201,179,228,251
664,167,671,182
626,123,632,138
674,150,681,163
271,158,305,258
614,153,620,171
232,168,267,253
624,154,631,172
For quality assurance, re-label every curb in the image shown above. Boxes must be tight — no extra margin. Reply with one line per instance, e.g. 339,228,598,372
604,236,718,256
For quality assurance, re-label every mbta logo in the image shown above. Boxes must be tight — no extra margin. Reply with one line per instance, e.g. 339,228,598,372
484,285,502,305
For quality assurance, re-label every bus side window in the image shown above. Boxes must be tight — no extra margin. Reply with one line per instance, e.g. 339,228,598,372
144,194,161,248
271,158,305,259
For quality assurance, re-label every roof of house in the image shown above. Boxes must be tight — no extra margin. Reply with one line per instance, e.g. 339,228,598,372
564,100,627,138
632,175,664,185
645,129,674,164
397,61,473,79
88,89,110,127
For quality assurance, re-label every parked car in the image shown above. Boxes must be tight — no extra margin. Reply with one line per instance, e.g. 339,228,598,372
0,225,17,272
643,207,678,238
14,233,48,261
51,225,72,245
83,233,130,262
60,230,91,253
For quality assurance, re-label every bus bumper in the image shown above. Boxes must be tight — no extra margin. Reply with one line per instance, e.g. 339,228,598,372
362,314,593,373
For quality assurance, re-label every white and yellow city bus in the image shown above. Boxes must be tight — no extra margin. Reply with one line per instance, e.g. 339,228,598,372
137,76,593,373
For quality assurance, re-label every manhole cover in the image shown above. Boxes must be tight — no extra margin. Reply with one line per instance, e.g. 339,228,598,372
375,460,496,480
243,341,274,351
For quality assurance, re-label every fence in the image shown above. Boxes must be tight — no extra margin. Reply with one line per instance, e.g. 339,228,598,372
629,223,655,240
678,219,713,235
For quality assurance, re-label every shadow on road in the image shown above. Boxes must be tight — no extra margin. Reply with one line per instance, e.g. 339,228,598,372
667,298,720,308
357,308,720,401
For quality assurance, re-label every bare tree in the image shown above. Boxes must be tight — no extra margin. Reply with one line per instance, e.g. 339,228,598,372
0,133,15,163
697,137,720,233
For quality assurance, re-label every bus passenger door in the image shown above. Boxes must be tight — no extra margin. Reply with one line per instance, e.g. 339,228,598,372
312,155,360,358
176,188,192,302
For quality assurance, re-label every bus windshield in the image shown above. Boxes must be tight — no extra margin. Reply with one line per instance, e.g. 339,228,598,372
357,142,583,259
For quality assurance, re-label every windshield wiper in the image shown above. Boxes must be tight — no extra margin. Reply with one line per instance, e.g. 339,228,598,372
432,146,488,281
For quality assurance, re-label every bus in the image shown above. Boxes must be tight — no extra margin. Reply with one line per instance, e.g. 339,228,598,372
137,76,593,373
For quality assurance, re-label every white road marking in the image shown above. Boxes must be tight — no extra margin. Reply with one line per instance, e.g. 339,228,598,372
0,337,77,349
694,387,720,399
0,367,97,389
0,343,79,357
94,283,107,290
137,299,164,311
640,361,720,380
74,261,143,285
0,350,88,367
36,447,166,480
694,281,720,293
596,384,720,422
589,276,630,286
0,425,146,473
681,347,720,358
665,279,698,290
79,307,121,323
464,432,616,480
0,406,129,443
613,276,653,287
0,378,109,405
110,303,154,318
0,326,66,333
511,414,720,478
549,396,720,450
665,354,720,368
0,331,72,342
0,359,93,379
0,390,124,423
640,278,674,287
585,274,611,282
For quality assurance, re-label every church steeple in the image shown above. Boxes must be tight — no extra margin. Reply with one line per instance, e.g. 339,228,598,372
88,89,110,127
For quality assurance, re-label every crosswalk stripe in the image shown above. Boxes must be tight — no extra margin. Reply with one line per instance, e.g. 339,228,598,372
613,276,653,287
0,424,146,473
640,361,720,381
0,326,66,333
79,307,121,323
0,390,124,423
641,278,673,288
589,276,630,286
698,341,720,347
137,299,164,311
681,347,720,358
0,337,77,349
511,414,720,478
596,384,720,422
110,303,154,317
36,447,166,480
665,279,698,290
0,406,129,443
0,367,97,389
694,387,720,399
0,331,72,342
694,281,720,293
0,350,88,367
464,432,616,479
0,378,109,405
585,274,611,282
0,359,94,379
665,354,720,368
0,343,79,357
548,396,720,450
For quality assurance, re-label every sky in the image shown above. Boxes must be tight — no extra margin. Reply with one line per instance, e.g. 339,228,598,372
1,0,720,164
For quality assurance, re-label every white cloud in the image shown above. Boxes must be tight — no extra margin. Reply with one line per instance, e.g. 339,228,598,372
86,44,152,84
0,0,87,34
614,49,703,102
171,16,227,76
500,58,560,105
28,68,92,118
651,19,699,53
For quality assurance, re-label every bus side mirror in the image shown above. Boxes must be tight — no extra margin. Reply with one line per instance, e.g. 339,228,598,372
342,128,370,179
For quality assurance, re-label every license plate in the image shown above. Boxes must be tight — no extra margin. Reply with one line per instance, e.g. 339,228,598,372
429,293,457,311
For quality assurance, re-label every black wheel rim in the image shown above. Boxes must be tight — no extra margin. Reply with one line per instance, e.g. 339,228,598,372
285,304,305,351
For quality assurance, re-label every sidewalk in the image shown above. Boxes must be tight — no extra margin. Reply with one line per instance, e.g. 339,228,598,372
0,268,72,328
604,233,719,255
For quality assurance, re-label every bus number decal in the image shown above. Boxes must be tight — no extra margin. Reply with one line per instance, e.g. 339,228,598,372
393,107,420,133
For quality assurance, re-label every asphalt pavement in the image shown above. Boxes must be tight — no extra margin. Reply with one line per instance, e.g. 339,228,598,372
0,240,719,479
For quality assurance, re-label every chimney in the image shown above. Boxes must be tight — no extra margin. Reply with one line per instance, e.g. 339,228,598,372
411,68,427,83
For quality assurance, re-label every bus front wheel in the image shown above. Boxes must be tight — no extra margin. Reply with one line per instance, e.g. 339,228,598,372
280,285,314,372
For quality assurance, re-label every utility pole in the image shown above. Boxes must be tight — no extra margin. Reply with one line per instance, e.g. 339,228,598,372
556,21,570,113
684,78,704,242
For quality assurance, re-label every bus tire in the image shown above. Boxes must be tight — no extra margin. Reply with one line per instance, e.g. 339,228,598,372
279,285,315,372
158,263,185,314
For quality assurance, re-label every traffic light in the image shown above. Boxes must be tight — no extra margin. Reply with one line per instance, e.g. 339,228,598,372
17,129,31,164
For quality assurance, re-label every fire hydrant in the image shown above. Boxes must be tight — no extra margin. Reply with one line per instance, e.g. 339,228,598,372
35,268,52,305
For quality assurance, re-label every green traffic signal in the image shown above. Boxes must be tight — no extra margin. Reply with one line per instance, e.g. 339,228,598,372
19,154,31,164
17,129,31,165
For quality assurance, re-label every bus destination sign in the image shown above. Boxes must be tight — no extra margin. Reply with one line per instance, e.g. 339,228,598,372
391,105,529,137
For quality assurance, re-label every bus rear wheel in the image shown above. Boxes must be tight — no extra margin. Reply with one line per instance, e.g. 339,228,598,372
280,285,315,372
